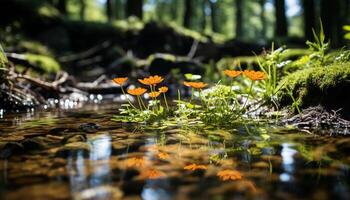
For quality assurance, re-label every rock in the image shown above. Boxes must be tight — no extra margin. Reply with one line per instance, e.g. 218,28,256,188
48,127,77,135
0,142,24,159
278,63,350,119
55,142,90,158
63,134,87,143
79,123,100,133
5,182,70,200
22,137,48,150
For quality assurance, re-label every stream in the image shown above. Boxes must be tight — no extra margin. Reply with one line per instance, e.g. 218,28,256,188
0,103,350,200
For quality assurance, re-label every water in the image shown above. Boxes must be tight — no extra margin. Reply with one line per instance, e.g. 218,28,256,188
0,104,350,200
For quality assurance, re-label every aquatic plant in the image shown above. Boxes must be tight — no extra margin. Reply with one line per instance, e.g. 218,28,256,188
112,70,269,126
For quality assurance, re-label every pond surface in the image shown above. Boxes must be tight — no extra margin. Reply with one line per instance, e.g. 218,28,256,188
0,104,350,200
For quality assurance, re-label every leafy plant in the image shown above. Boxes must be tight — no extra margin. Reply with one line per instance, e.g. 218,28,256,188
306,23,329,65
256,44,287,108
111,67,273,128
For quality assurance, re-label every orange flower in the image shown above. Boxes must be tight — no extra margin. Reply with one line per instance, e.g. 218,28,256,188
138,75,164,86
158,152,169,159
141,169,166,179
184,163,208,171
149,91,161,98
126,157,146,168
217,170,243,181
127,87,147,96
243,70,267,81
224,70,242,78
159,86,169,93
183,81,208,89
112,77,128,85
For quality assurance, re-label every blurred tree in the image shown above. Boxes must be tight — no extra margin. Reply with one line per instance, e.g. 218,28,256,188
302,0,315,40
201,0,207,32
183,0,193,28
79,0,86,20
106,0,115,22
259,0,266,38
170,0,180,22
274,0,287,37
320,0,342,47
56,0,68,15
208,0,218,32
126,0,143,19
235,0,243,38
115,0,124,19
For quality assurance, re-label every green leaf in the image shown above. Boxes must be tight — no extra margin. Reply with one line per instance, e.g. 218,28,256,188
185,73,202,81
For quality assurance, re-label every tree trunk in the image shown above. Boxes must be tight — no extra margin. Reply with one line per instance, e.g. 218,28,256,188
170,0,179,22
274,0,288,37
321,0,343,47
56,0,67,15
208,0,219,32
126,0,143,19
302,0,315,40
79,0,86,21
106,0,115,23
183,0,193,28
259,0,266,38
201,0,206,32
115,0,124,19
235,0,243,38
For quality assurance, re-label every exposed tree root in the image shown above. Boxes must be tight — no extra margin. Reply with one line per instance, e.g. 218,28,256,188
282,106,350,135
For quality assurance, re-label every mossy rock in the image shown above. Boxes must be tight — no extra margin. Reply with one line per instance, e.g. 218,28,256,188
278,63,350,119
25,53,60,73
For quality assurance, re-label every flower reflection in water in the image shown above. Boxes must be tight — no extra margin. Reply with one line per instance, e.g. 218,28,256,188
141,138,172,200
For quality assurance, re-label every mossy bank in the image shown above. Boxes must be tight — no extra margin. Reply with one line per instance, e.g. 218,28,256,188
278,62,350,119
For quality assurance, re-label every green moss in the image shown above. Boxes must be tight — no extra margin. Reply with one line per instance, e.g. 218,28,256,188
0,44,8,83
0,44,8,68
278,62,350,117
37,4,59,18
19,41,53,56
147,53,176,64
25,54,60,73
168,22,208,43
113,17,144,32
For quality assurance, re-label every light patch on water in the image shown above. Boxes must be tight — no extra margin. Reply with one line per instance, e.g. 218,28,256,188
89,135,112,187
281,143,297,167
89,135,112,160
67,151,87,193
142,185,171,200
280,143,297,182
279,173,292,182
